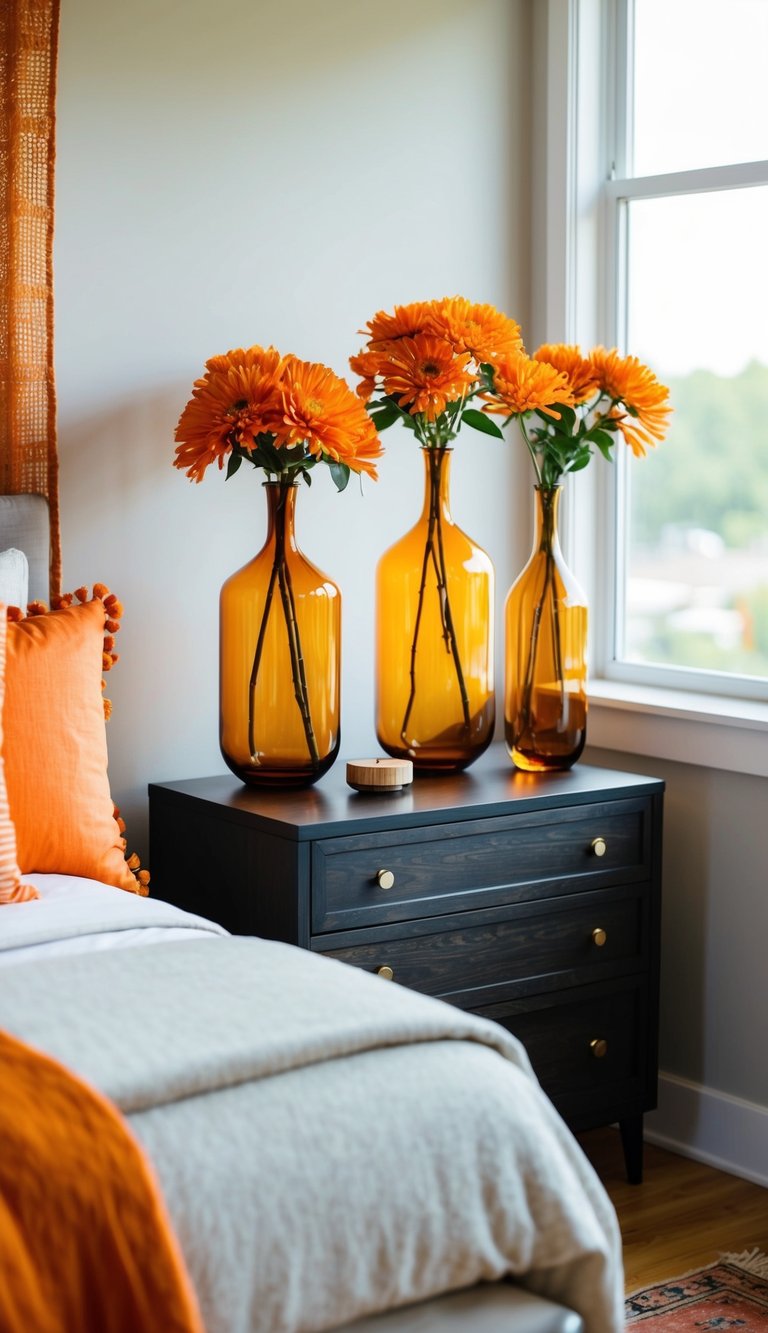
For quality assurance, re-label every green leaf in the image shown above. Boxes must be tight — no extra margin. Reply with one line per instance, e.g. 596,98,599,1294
592,431,615,462
369,404,400,432
479,362,496,389
590,428,616,449
225,451,243,480
553,403,576,433
328,461,350,492
568,448,592,473
299,466,312,487
461,408,505,439
257,434,286,472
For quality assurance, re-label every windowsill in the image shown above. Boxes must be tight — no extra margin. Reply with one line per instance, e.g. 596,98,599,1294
586,680,768,779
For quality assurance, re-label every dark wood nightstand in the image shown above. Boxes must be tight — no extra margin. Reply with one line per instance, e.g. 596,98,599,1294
149,748,663,1183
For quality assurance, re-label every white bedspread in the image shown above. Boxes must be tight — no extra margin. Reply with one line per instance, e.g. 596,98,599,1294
0,873,227,962
0,932,624,1333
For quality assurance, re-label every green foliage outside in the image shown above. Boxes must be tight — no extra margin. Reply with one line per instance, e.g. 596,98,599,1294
628,361,768,677
630,361,768,547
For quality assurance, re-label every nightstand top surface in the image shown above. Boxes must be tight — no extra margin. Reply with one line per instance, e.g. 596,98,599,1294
150,747,663,841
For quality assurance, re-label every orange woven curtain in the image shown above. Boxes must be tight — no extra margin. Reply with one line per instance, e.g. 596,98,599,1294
0,0,61,597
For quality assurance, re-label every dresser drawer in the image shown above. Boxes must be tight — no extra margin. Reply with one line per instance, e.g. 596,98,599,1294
475,978,653,1119
317,889,646,1007
311,798,652,933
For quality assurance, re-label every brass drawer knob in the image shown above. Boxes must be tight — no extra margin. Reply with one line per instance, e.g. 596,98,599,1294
590,1038,608,1059
376,965,394,981
591,927,607,947
376,868,395,890
591,837,607,858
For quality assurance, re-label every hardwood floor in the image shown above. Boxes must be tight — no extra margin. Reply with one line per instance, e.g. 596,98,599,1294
577,1127,768,1292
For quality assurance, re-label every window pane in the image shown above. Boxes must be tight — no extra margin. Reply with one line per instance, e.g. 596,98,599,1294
633,0,768,176
622,186,768,679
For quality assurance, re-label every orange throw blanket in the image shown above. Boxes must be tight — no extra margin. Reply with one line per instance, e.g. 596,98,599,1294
0,1029,205,1333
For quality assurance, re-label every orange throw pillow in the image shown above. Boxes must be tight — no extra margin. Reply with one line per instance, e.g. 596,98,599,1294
3,594,143,894
0,610,37,903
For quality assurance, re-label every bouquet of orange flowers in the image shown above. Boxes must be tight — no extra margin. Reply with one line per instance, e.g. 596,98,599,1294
481,342,671,485
174,345,383,489
175,346,383,779
480,342,671,772
350,297,519,765
350,296,521,445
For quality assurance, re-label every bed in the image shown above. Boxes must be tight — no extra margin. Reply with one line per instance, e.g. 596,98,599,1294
0,496,625,1333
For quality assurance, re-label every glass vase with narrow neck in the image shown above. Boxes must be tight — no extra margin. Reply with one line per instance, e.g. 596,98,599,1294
375,447,495,774
219,479,340,787
504,485,588,772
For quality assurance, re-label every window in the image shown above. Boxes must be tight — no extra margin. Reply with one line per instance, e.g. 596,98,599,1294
532,0,768,773
603,0,768,701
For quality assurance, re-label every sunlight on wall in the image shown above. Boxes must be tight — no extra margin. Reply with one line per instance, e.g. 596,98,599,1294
54,0,532,849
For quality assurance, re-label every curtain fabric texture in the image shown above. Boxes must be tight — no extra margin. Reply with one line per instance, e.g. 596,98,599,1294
0,0,61,598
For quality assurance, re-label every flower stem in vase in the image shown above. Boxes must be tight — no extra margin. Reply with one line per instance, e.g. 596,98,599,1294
247,483,320,773
400,449,471,744
505,485,587,773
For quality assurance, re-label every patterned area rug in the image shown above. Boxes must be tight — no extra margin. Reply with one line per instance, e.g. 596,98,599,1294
626,1249,768,1328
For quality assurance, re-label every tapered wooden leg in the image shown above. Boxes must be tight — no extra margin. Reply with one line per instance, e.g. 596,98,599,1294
619,1113,644,1184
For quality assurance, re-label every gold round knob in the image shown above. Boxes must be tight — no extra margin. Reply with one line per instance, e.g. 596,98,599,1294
376,965,394,981
591,837,607,858
376,868,395,890
590,1038,608,1059
591,927,607,947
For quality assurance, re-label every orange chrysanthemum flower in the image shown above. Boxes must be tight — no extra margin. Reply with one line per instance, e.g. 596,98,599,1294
378,335,475,422
533,344,600,405
588,347,672,456
429,297,523,363
278,358,384,478
174,345,284,482
362,301,436,349
484,352,575,419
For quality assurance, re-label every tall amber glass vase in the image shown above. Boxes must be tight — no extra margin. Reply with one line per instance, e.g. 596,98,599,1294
376,448,495,773
504,485,587,772
220,480,340,787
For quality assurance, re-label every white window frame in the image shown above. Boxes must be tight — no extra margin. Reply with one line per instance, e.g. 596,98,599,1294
532,0,768,777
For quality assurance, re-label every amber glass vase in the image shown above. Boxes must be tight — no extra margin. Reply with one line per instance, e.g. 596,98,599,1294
504,485,587,772
220,481,340,787
376,448,495,773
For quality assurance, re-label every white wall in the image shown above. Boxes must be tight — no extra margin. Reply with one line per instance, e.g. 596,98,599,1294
54,0,533,854
584,745,768,1184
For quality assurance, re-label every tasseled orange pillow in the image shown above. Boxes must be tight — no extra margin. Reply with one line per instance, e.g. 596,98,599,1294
0,609,37,903
1,588,148,898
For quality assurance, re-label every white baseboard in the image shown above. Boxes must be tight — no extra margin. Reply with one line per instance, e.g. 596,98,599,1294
644,1072,768,1188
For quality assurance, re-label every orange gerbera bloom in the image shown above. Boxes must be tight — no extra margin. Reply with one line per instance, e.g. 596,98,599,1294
533,344,600,404
378,335,475,422
589,347,672,456
362,301,435,348
484,352,575,419
174,345,284,482
348,350,381,402
429,297,523,362
278,358,384,478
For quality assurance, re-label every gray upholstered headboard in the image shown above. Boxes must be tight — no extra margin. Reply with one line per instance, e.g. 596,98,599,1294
0,493,51,604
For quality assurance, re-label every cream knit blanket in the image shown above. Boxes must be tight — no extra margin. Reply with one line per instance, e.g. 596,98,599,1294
0,936,624,1332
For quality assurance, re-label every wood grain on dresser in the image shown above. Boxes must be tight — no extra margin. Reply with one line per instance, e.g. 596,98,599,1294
149,750,663,1183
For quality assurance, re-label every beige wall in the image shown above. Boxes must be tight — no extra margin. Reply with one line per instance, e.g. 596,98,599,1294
55,0,533,848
